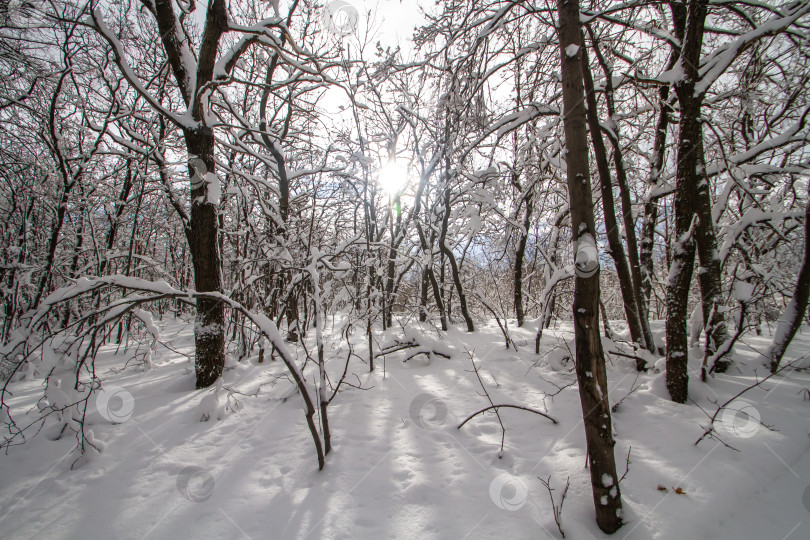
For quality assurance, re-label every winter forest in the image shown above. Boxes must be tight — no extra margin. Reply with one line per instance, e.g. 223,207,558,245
1,0,810,537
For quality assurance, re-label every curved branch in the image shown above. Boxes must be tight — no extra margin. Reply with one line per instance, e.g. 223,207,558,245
457,404,559,429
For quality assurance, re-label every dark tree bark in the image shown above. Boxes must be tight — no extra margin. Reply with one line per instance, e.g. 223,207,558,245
384,194,402,328
62,207,85,327
117,174,147,344
693,134,729,372
94,0,229,379
513,175,533,328
185,127,226,388
420,266,429,322
666,0,708,404
557,0,624,532
259,71,291,225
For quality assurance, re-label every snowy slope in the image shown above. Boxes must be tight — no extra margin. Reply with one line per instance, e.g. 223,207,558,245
1,318,809,539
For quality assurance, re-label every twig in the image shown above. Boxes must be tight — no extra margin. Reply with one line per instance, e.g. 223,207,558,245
539,475,569,538
611,374,642,412
474,292,514,349
375,338,451,362
618,446,632,484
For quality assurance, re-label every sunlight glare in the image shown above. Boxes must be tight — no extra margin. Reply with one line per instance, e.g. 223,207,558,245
377,161,409,195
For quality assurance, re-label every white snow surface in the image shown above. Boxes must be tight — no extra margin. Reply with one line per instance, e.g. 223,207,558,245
1,318,810,539
656,62,685,84
204,172,221,206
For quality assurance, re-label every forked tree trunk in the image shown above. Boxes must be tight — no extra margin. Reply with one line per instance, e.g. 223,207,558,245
557,0,624,532
185,128,226,388
260,52,299,342
693,135,729,372
586,29,655,354
415,215,448,330
147,0,228,388
440,186,474,332
33,70,74,309
99,162,135,276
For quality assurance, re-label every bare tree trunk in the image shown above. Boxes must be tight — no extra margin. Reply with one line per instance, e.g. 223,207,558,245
768,184,810,372
33,70,74,309
586,28,655,353
514,185,533,327
693,135,729,372
557,0,624,531
62,208,85,328
600,299,614,339
185,127,225,388
420,266,429,323
384,250,394,329
35,189,70,308
285,290,300,343
666,0,708,404
384,194,401,328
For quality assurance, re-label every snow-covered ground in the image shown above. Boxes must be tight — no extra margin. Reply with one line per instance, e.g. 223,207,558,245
1,318,809,539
